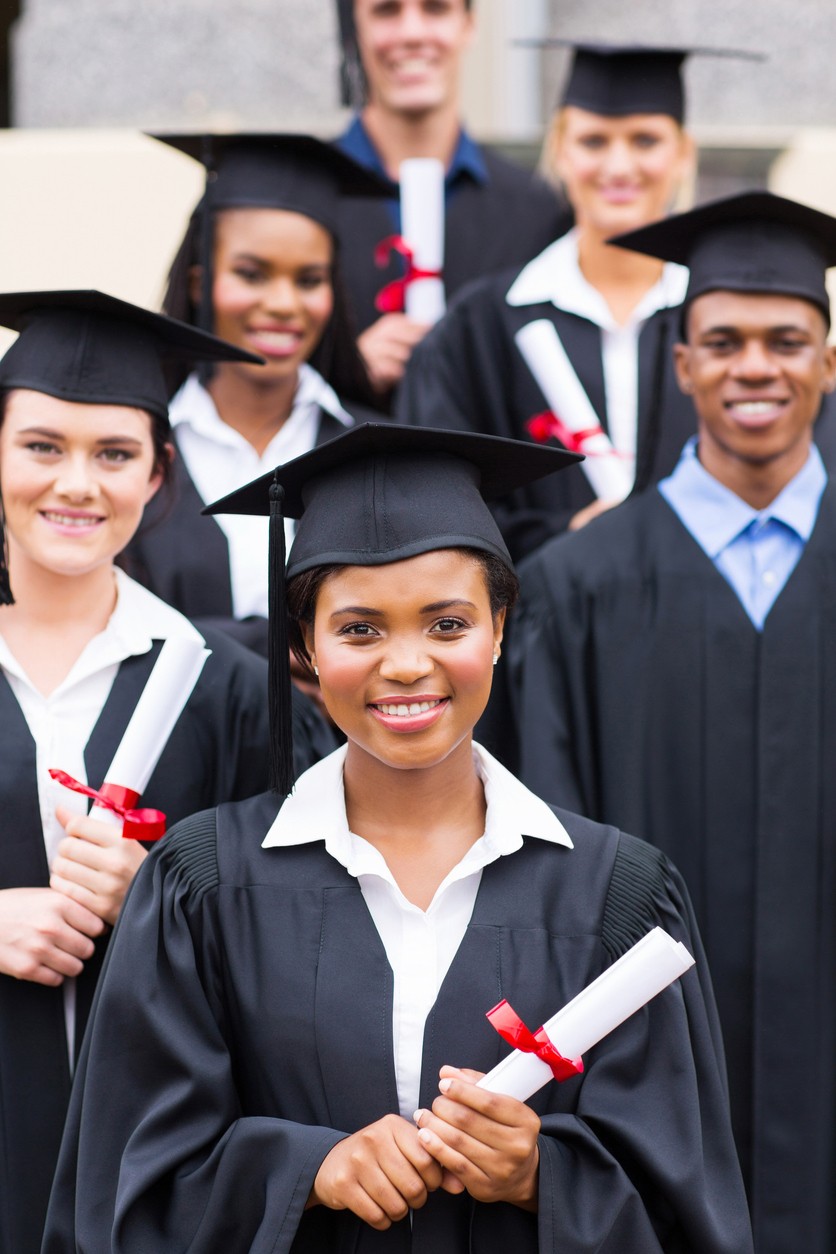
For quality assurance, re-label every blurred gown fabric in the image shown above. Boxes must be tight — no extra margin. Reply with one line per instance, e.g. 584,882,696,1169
512,484,836,1253
43,792,751,1253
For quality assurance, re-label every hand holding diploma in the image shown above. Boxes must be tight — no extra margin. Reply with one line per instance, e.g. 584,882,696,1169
48,636,210,925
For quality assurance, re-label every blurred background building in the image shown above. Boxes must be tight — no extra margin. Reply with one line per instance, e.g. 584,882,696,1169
0,0,834,325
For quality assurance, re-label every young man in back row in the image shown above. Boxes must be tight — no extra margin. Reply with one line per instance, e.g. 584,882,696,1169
333,0,567,398
512,192,836,1254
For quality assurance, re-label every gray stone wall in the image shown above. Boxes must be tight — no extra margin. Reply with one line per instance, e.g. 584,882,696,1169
12,0,346,131
543,0,833,131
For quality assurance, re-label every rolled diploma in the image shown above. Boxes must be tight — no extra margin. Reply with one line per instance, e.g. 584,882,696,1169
400,157,446,324
478,927,695,1101
515,319,634,501
90,637,210,829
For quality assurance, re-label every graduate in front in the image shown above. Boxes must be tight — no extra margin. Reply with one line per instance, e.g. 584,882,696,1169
512,193,836,1253
44,425,751,1253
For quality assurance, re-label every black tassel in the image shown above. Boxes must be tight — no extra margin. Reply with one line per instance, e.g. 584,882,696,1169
268,475,295,795
0,501,14,607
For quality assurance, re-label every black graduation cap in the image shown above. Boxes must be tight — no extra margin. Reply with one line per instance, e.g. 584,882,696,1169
204,422,581,794
155,133,390,236
154,133,391,331
608,191,836,327
519,41,762,123
0,290,262,422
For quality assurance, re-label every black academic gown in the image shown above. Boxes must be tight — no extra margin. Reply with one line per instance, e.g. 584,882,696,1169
397,267,694,560
120,404,375,659
511,485,836,1254
43,792,751,1254
0,625,326,1254
333,148,569,338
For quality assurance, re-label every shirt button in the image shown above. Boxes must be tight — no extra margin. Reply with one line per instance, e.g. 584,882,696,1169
762,570,777,586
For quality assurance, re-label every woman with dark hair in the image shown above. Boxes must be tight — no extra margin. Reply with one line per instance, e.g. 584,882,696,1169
121,135,389,657
46,424,752,1253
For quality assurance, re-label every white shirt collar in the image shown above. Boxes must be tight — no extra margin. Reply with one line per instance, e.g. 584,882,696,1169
169,364,353,443
506,228,689,331
263,741,573,866
0,569,204,695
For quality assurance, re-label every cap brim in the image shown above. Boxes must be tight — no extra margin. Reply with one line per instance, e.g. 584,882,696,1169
151,132,393,199
204,422,582,518
0,290,263,364
607,192,836,267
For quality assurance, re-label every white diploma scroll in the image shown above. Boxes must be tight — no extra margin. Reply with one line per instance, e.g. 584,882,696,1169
478,927,695,1102
515,319,634,502
399,157,446,324
90,637,210,829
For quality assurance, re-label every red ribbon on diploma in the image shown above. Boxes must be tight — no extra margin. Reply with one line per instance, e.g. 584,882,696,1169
526,410,605,455
48,769,167,841
374,234,443,314
486,999,584,1083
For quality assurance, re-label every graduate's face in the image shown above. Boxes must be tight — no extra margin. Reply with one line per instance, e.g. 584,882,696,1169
354,0,475,118
203,208,334,386
0,390,164,581
549,108,693,236
675,291,836,489
305,549,504,774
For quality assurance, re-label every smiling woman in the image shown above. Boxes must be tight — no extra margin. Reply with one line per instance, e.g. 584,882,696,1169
120,135,390,658
46,422,753,1253
0,290,297,1254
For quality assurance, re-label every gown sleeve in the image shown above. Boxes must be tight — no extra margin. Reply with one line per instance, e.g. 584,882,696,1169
42,812,347,1254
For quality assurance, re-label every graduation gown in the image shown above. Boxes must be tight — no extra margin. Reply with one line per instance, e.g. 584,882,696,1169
44,791,751,1253
396,268,695,560
511,484,836,1254
0,626,278,1254
333,148,570,337
120,405,375,658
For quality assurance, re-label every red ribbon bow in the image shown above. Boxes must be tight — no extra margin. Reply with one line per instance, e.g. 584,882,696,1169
374,234,443,314
48,769,167,841
526,410,605,455
486,999,584,1083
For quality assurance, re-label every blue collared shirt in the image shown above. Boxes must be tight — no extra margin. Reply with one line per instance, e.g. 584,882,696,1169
335,114,488,232
659,437,827,629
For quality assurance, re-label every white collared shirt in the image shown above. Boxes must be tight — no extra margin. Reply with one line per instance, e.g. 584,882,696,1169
0,570,204,1058
507,229,689,472
264,742,573,1118
170,365,353,618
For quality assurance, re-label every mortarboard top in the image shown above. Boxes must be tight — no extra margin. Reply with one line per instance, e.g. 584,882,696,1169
518,41,763,123
608,191,836,327
0,290,263,422
205,421,580,575
154,133,391,238
204,422,580,794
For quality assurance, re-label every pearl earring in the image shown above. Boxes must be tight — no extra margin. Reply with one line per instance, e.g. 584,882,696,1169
313,664,319,676
493,654,499,666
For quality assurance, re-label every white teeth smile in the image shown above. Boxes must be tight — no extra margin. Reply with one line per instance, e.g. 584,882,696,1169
43,512,101,527
251,331,300,349
376,699,443,717
729,401,782,414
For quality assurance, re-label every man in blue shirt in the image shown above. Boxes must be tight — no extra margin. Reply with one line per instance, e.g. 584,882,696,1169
332,0,567,398
510,192,836,1254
